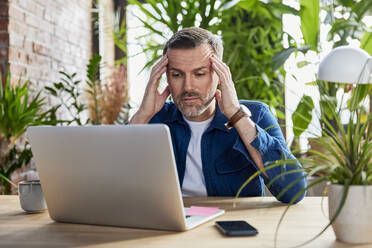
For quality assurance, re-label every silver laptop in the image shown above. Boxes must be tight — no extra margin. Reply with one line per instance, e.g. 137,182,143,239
27,124,224,231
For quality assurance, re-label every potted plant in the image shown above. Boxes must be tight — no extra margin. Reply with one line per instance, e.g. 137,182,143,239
237,92,372,246
237,46,372,245
0,73,57,194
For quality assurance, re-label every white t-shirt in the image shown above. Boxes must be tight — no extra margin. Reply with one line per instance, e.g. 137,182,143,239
181,116,214,197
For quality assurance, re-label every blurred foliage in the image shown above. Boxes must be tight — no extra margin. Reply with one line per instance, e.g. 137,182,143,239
47,54,130,126
271,0,372,138
45,71,89,126
215,0,299,119
0,72,58,194
85,55,130,125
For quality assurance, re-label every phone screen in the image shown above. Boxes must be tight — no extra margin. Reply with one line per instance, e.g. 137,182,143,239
215,221,258,236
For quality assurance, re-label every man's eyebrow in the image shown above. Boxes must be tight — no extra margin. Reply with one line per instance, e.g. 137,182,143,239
193,66,210,71
167,67,181,71
168,66,210,71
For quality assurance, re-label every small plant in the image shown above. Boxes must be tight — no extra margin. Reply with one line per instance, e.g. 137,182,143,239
99,64,130,124
0,73,54,194
85,55,130,125
45,71,89,126
47,54,130,126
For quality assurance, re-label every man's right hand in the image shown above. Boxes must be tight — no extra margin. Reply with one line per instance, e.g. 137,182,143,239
129,55,170,124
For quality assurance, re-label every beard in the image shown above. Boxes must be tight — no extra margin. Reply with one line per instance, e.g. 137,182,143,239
173,90,215,119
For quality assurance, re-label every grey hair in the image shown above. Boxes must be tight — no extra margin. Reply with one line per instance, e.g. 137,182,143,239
163,27,223,58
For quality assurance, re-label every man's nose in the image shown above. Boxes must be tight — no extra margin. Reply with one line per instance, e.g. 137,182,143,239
183,75,194,92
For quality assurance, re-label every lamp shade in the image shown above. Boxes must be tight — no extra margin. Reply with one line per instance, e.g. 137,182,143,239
318,46,372,84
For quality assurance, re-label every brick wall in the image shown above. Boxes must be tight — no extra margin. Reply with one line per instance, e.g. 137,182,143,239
7,0,93,88
1,0,94,193
0,1,9,82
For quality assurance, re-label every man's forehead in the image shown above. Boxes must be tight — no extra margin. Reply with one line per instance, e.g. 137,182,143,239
166,44,214,70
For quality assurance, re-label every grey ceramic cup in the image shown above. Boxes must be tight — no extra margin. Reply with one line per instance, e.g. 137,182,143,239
18,180,47,213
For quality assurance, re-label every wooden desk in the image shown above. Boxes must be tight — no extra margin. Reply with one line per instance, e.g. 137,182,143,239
0,196,368,248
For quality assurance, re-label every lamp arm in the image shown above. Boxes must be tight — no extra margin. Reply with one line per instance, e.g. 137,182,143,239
368,58,372,76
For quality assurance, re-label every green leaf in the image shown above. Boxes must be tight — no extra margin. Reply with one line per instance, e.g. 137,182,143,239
300,0,319,51
320,95,337,120
292,95,314,136
297,60,311,68
44,86,57,96
271,47,296,71
360,30,372,55
272,46,311,71
348,84,372,111
352,0,372,22
338,0,355,7
87,54,101,83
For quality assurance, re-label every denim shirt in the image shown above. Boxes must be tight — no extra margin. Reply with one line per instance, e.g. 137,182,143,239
149,100,306,203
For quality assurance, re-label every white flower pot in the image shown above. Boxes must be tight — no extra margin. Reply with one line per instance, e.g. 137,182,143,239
328,184,372,244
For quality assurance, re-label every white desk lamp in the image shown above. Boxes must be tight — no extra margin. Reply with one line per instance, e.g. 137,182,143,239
317,46,372,131
318,46,372,84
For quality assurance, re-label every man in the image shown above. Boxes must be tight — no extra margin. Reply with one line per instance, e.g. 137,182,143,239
130,27,306,203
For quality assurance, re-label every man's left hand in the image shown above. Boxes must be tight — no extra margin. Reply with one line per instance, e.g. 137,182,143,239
210,54,240,119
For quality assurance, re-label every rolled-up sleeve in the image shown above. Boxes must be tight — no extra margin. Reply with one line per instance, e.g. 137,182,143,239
235,103,307,203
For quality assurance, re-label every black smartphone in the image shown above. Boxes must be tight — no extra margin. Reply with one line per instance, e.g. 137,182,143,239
215,221,258,237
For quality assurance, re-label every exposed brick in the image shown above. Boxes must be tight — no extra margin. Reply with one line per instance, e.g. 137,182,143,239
35,30,50,45
54,26,69,40
0,33,8,47
23,39,32,52
34,53,49,65
0,3,8,18
8,47,28,64
32,42,50,55
37,19,53,33
23,65,40,79
0,19,8,30
8,5,24,22
24,12,39,28
43,7,55,24
9,33,23,48
0,47,7,58
9,63,27,76
25,25,36,40
25,2,38,15
8,20,27,36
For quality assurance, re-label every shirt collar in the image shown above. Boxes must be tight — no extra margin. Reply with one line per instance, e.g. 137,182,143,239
166,102,229,133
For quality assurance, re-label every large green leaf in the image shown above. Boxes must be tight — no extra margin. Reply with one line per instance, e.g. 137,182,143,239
272,46,311,71
320,95,337,121
360,30,372,55
272,47,296,71
300,0,320,51
348,84,372,111
292,95,314,136
352,0,372,22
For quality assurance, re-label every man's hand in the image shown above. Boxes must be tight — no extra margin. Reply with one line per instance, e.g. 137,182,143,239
210,54,240,119
130,56,171,124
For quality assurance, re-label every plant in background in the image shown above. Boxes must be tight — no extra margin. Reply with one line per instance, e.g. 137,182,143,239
273,0,372,140
85,54,130,125
100,64,130,124
46,54,130,126
236,96,372,246
45,71,89,126
85,54,102,125
237,45,372,245
215,0,298,124
0,73,56,194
